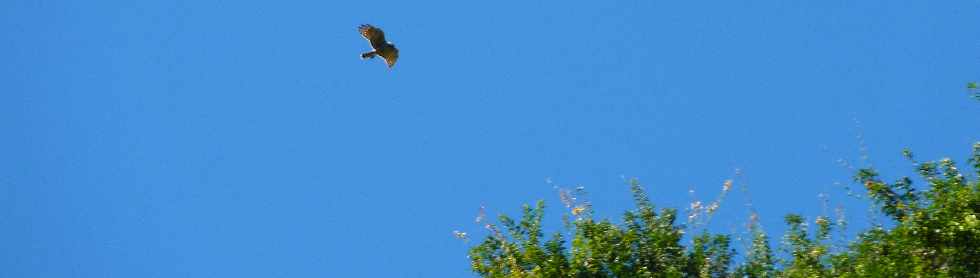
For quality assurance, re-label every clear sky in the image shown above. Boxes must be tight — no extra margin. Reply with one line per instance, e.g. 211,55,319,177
3,0,979,277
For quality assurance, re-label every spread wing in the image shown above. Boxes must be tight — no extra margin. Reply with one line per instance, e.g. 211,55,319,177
379,47,398,68
358,24,387,50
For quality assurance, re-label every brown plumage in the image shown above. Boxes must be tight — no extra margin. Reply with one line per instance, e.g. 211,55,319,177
358,24,398,68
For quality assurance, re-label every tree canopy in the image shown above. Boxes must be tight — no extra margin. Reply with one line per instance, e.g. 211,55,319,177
466,142,980,277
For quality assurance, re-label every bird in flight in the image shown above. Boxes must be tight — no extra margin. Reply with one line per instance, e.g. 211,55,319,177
358,24,399,68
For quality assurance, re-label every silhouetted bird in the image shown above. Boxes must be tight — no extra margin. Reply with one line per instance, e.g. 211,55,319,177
358,24,398,68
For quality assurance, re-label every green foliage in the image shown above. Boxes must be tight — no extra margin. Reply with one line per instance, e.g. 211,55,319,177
469,179,724,277
685,233,734,278
467,143,980,277
733,229,776,278
837,147,980,277
969,81,979,100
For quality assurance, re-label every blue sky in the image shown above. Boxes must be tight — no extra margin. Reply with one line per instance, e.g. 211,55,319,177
3,0,979,277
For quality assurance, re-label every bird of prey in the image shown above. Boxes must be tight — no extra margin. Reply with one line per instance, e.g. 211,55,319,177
358,24,399,68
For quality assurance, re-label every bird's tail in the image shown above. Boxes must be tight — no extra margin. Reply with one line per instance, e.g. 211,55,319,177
361,51,377,59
